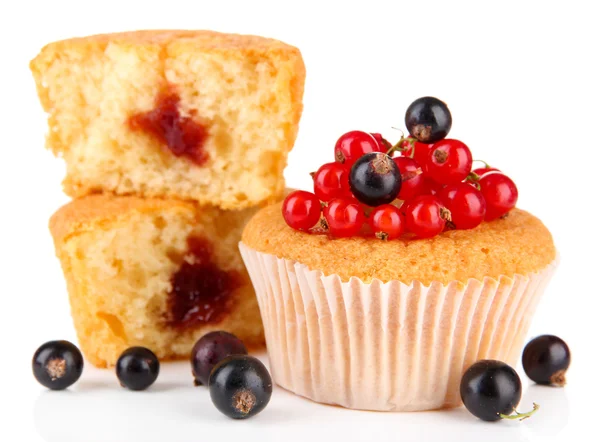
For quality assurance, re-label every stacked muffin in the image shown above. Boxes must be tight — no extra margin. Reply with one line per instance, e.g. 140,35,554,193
30,30,305,367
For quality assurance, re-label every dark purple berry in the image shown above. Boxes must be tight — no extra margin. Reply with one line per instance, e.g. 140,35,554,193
460,360,538,422
191,331,248,386
522,335,570,386
349,152,401,206
209,355,272,419
32,340,84,390
405,96,452,143
116,347,159,391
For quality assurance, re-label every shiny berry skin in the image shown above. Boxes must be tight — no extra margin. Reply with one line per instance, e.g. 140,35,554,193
425,139,473,185
369,204,404,240
405,97,452,143
349,153,401,206
116,347,160,391
522,335,570,387
402,140,433,167
472,167,500,178
478,173,518,221
282,191,322,231
393,157,425,200
422,178,444,196
404,195,448,238
32,340,84,390
209,355,272,419
438,183,486,230
191,331,248,386
371,133,392,152
323,198,365,237
313,162,352,202
460,360,522,422
334,131,381,166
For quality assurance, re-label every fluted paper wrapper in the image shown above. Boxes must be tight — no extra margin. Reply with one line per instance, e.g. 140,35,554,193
240,243,557,412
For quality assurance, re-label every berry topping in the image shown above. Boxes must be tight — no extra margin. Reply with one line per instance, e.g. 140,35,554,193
209,355,272,419
129,90,209,164
334,131,381,166
405,96,452,143
393,157,425,200
167,237,240,329
191,331,248,386
522,335,571,387
425,139,473,185
438,182,486,230
32,340,84,390
116,347,160,391
461,360,538,422
313,162,352,202
369,204,405,240
349,152,402,206
404,195,449,238
323,198,365,237
282,190,322,231
478,173,518,220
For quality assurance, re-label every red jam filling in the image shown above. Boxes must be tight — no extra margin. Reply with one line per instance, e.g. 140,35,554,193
129,90,209,165
166,237,240,328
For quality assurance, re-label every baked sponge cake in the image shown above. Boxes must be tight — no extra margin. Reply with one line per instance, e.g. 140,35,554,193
240,204,557,411
50,194,263,367
31,30,305,209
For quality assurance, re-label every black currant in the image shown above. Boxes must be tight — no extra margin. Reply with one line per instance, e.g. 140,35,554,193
209,355,272,419
191,331,248,386
349,152,401,206
522,335,570,386
116,347,160,391
405,96,452,143
460,360,538,422
32,340,84,390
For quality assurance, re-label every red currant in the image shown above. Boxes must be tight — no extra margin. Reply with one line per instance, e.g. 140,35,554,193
369,204,405,240
282,191,322,231
425,139,473,185
438,182,486,230
402,140,433,167
422,178,444,196
334,131,381,166
479,173,518,221
393,157,425,200
323,198,365,237
313,162,352,202
371,133,392,152
404,195,448,238
472,167,500,178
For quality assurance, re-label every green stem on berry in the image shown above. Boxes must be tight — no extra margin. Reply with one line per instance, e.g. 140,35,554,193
465,171,482,190
473,159,492,169
499,403,540,421
387,136,416,157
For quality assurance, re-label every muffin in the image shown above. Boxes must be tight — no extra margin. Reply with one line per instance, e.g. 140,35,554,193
240,205,556,411
50,194,264,367
30,30,305,209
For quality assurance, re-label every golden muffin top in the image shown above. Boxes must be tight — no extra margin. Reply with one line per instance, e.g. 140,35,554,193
242,204,556,285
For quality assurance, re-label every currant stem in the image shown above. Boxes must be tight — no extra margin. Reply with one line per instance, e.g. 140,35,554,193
499,403,540,421
473,159,492,168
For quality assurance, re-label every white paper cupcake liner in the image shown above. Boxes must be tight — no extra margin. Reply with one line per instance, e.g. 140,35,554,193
239,243,557,412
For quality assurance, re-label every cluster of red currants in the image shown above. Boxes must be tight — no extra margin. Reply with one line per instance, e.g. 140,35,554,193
283,97,519,239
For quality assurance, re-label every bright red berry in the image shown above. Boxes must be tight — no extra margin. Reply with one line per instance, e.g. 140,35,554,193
313,162,352,202
402,140,433,167
479,173,518,221
425,139,473,184
404,195,449,238
369,204,405,240
472,167,500,178
323,198,365,237
438,183,486,230
422,178,444,196
334,131,381,166
393,157,425,200
282,191,322,231
371,133,392,152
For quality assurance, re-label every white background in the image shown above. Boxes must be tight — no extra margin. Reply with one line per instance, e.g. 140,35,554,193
1,0,599,440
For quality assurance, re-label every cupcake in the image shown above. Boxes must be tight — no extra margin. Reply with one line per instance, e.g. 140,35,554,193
239,97,557,411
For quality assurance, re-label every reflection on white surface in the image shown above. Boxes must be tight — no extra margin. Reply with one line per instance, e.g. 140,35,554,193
32,357,570,442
